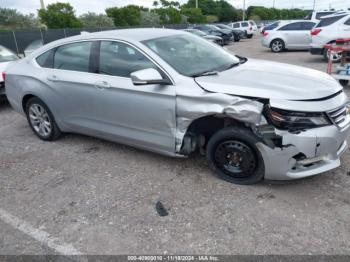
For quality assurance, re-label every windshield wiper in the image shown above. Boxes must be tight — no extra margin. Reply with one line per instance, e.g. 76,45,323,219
191,70,218,78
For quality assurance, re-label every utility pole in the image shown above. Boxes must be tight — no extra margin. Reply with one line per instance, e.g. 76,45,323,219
195,0,198,8
243,0,246,21
312,0,316,10
273,0,276,8
40,0,45,9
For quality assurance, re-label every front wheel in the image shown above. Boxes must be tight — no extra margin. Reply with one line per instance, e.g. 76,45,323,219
324,48,342,62
206,128,264,185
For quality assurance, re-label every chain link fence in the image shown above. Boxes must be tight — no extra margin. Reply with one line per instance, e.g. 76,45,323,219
0,24,189,56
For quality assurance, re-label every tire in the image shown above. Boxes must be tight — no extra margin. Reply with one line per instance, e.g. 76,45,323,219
25,97,61,141
206,127,265,185
234,34,240,42
270,39,285,53
323,48,342,62
340,80,349,87
247,34,253,39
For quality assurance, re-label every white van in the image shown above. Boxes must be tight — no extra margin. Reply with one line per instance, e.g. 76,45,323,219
227,20,257,38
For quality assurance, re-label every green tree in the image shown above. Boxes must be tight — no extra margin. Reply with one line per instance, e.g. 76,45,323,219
180,8,206,23
140,10,160,26
216,0,238,22
0,8,42,30
106,5,141,26
38,2,82,28
79,12,114,28
155,7,182,24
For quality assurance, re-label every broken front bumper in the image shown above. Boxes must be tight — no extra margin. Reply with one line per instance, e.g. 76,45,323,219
256,123,350,180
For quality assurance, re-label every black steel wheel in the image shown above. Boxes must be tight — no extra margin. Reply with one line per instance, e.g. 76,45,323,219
206,127,264,185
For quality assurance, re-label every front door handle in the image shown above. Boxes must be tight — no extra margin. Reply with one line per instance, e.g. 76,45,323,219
47,75,59,82
94,81,111,90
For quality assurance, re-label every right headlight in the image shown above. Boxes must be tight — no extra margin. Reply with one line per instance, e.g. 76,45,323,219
266,106,331,130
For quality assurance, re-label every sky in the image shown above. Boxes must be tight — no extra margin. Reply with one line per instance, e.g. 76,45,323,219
1,0,349,15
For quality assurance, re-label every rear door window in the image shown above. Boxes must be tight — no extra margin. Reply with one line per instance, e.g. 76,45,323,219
54,41,92,72
316,15,347,27
279,22,303,31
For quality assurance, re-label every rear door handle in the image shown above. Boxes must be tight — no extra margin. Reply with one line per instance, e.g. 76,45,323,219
94,81,111,90
47,75,59,82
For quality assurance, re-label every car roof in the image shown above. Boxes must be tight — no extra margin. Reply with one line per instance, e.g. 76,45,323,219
46,28,185,47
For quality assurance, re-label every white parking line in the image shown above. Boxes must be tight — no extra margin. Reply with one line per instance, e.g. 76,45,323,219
0,208,85,257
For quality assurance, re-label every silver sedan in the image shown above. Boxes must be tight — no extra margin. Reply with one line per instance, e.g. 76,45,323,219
5,29,350,184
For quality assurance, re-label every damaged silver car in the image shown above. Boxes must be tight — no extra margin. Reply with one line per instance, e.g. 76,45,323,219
4,29,350,184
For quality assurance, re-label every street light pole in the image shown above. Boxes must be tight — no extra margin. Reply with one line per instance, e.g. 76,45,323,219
313,0,316,10
195,0,198,8
243,0,246,21
273,0,276,8
40,0,45,9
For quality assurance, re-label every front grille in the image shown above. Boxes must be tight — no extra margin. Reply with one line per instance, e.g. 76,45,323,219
327,105,350,129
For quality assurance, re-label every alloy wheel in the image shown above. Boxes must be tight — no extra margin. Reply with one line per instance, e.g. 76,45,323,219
271,40,283,52
28,103,52,137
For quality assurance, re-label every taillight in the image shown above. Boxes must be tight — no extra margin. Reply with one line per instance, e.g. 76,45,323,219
263,31,269,37
311,28,322,36
2,72,5,82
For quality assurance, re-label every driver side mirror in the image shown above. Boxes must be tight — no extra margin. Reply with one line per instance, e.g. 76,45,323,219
130,68,171,86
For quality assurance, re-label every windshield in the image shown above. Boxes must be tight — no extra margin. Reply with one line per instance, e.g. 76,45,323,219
142,34,240,77
187,29,206,37
0,46,18,62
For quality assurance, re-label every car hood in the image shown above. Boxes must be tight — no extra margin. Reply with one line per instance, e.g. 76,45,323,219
195,59,342,100
204,35,221,40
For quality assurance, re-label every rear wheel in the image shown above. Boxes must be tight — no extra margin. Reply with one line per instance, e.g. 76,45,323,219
247,34,253,39
206,128,264,185
324,48,342,62
270,39,284,53
340,80,349,87
25,97,61,141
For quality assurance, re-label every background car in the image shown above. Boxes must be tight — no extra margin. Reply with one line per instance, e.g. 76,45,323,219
305,10,338,21
261,20,316,52
227,20,257,38
0,45,19,98
193,24,233,44
310,13,350,61
183,29,224,46
214,24,244,42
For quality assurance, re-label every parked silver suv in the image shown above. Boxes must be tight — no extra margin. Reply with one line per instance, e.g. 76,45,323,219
5,29,350,184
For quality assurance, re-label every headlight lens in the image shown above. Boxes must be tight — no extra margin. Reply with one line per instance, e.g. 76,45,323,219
266,107,331,130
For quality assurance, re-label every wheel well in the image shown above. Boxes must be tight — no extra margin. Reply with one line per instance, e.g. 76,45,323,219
180,115,246,155
270,38,284,47
22,94,35,112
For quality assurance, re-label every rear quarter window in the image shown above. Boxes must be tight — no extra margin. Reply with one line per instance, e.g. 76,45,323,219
241,22,249,27
36,49,54,68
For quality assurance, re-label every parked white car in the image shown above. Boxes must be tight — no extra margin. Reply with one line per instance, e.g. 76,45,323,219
0,45,19,97
261,20,316,52
305,10,337,21
227,20,257,38
310,13,350,61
